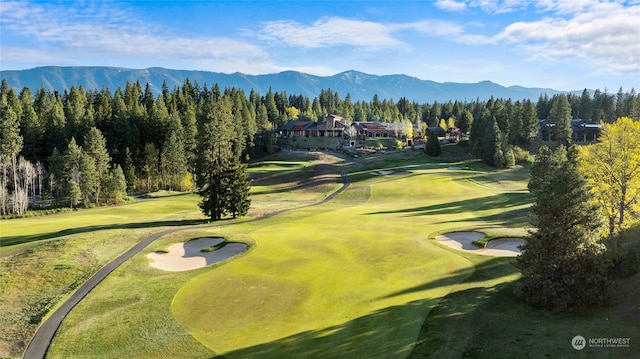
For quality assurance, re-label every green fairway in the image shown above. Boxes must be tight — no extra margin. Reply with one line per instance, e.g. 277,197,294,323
0,192,205,251
4,150,545,358
167,154,531,357
36,151,535,358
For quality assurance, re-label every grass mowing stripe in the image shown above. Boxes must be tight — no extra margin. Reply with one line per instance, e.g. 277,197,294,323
35,151,534,358
171,161,516,357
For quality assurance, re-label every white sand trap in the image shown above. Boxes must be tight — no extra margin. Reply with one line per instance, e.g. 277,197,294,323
147,237,248,271
435,231,524,257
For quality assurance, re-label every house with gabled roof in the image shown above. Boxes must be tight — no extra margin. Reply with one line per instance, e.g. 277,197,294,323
426,126,446,138
351,121,396,138
318,114,348,137
571,119,601,142
278,114,349,138
538,119,601,142
278,120,317,137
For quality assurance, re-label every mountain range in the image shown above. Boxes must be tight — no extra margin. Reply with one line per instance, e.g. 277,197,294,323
0,66,582,103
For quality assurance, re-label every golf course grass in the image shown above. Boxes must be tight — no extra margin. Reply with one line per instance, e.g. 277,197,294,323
37,150,529,358
2,149,638,358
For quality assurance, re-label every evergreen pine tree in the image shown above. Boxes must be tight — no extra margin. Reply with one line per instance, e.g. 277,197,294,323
122,147,137,192
548,94,572,144
425,131,441,157
0,90,24,214
161,130,187,190
83,127,110,203
104,164,127,204
225,157,251,218
195,94,251,221
515,145,610,310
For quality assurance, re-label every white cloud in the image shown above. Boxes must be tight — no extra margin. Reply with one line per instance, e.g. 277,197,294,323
435,0,530,14
258,17,405,49
406,20,494,44
258,17,493,50
496,2,640,73
435,0,468,12
534,0,600,14
0,0,270,71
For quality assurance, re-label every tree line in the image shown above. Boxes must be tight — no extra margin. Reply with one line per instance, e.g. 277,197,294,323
517,116,640,310
1,77,639,216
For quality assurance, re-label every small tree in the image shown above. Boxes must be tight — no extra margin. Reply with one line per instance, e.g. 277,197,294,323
104,165,127,205
122,147,137,192
66,179,82,209
425,131,441,157
142,142,159,192
515,145,610,311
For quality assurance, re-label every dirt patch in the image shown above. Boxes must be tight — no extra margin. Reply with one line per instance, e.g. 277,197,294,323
147,238,247,271
435,232,524,257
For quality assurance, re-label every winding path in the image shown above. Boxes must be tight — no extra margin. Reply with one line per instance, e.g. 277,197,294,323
23,152,361,359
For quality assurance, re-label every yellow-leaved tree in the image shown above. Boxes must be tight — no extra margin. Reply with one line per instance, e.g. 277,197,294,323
578,117,640,258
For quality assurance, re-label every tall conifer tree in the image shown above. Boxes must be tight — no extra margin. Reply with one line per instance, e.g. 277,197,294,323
196,93,250,220
516,145,609,310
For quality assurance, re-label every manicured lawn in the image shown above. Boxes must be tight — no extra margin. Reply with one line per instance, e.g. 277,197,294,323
45,230,219,359
0,192,205,251
14,150,635,359
42,151,534,358
0,193,207,358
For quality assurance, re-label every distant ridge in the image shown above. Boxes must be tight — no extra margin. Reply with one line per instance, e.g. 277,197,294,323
0,66,580,102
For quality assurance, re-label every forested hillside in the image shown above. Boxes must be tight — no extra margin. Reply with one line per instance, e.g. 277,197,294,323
1,77,638,216
0,66,575,103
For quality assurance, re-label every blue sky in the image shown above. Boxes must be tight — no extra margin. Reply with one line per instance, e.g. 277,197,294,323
1,0,639,91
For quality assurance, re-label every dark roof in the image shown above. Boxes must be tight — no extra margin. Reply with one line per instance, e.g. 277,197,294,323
571,119,602,132
353,121,389,132
280,120,316,131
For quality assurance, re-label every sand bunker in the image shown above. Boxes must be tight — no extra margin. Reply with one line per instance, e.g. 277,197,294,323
147,237,248,271
435,231,524,257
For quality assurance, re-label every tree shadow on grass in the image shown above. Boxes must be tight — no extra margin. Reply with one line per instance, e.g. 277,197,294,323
210,257,518,359
407,282,516,359
408,256,522,358
211,298,438,359
366,192,532,217
381,257,517,300
1,218,209,247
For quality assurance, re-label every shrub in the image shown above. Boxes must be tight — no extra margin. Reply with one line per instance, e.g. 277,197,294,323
504,148,515,168
513,145,532,163
515,242,610,310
